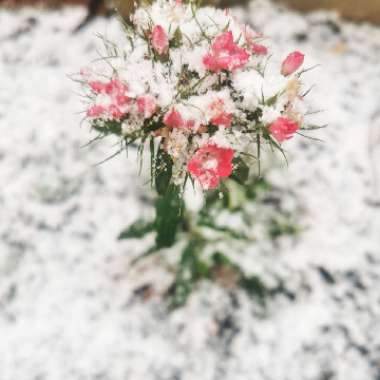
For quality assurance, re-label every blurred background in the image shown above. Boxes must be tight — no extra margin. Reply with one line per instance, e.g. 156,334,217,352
1,0,380,379
3,0,380,23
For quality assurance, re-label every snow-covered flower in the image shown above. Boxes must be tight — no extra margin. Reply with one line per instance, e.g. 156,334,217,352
87,104,106,118
86,77,130,120
208,99,233,128
243,25,268,56
137,95,158,119
187,144,234,189
164,107,185,129
203,31,250,72
268,117,299,142
79,0,316,191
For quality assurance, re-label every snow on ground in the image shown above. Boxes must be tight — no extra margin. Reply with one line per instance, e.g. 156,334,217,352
0,2,380,379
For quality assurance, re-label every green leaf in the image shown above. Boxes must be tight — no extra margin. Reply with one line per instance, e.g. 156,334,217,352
155,147,173,196
268,216,299,239
149,137,155,187
211,251,234,267
104,120,123,135
118,219,155,240
240,275,267,305
300,124,328,131
130,245,159,266
211,252,268,305
92,120,122,136
224,179,247,210
231,157,249,184
170,27,183,48
246,177,271,200
171,239,207,308
265,94,278,107
198,217,248,240
154,185,184,248
256,132,261,176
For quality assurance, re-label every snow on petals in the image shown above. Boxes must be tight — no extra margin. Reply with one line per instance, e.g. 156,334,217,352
281,51,305,76
268,117,299,142
151,25,169,56
203,31,250,72
164,107,184,128
243,25,268,56
208,99,233,128
87,105,106,118
80,0,319,191
137,95,157,119
89,81,106,93
187,144,234,189
86,77,130,120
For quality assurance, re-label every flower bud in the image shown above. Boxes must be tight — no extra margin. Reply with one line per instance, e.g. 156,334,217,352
281,51,304,76
151,25,169,56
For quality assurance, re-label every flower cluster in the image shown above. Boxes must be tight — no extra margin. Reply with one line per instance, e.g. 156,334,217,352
79,0,315,191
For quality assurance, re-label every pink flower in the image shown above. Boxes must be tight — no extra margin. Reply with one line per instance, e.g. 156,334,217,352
209,99,232,128
137,95,157,119
108,104,124,120
105,78,129,97
185,119,195,129
87,104,106,118
281,51,304,76
164,107,184,128
89,81,106,93
104,78,130,119
250,43,268,56
187,144,234,189
268,117,299,142
203,31,250,72
151,25,169,56
242,25,267,56
115,94,130,107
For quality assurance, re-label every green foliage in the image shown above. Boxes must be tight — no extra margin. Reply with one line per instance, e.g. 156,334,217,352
245,177,271,199
171,248,269,308
198,213,248,240
239,275,268,305
118,219,155,240
93,119,122,135
154,147,173,196
155,184,184,248
203,177,270,212
211,252,268,304
268,215,299,239
119,175,301,308
265,93,279,107
170,239,208,308
170,27,183,48
231,156,249,185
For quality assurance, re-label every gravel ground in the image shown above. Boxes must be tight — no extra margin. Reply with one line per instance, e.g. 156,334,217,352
0,2,380,379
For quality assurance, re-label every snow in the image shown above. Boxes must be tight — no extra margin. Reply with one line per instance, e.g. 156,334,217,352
0,1,380,380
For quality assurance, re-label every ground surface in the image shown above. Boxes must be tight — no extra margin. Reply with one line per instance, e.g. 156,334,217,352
0,2,380,380
278,0,380,24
